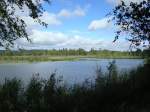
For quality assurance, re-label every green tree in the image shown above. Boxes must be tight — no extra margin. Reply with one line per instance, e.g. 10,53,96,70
112,0,150,46
0,0,50,47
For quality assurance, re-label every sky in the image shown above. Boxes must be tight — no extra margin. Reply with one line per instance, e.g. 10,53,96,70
14,0,143,51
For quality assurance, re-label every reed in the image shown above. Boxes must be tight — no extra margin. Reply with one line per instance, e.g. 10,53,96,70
0,61,150,112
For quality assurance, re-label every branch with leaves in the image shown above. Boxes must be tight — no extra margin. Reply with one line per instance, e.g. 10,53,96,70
0,0,50,48
112,0,150,47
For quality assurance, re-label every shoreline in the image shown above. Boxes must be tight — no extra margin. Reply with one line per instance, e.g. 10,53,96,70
0,55,143,63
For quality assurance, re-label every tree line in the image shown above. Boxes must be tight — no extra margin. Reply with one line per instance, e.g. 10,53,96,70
0,48,149,57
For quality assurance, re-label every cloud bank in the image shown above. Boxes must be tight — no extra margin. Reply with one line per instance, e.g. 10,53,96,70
18,5,87,30
10,1,131,51
15,30,130,51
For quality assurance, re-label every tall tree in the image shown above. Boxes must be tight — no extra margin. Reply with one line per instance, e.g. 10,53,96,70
0,0,50,48
112,0,150,47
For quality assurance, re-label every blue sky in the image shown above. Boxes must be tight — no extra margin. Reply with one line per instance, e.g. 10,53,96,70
44,0,114,38
14,0,142,51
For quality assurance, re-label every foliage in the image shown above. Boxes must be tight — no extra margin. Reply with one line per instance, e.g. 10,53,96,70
0,62,150,112
107,60,118,82
0,78,23,111
112,0,150,46
0,0,50,47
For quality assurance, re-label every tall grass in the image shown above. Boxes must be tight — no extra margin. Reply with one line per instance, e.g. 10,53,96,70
0,55,142,63
0,62,150,112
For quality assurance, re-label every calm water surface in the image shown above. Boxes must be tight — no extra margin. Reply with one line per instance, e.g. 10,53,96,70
0,59,144,84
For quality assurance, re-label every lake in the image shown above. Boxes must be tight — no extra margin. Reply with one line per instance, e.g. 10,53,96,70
0,59,144,85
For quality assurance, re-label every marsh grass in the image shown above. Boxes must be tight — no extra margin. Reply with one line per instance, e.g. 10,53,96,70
0,61,150,112
0,55,142,63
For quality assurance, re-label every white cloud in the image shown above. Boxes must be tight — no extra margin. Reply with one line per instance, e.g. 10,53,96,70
88,17,112,31
57,9,72,18
15,30,130,51
21,6,86,29
41,12,62,25
73,6,86,16
30,30,68,45
18,5,87,31
58,6,86,18
22,11,61,27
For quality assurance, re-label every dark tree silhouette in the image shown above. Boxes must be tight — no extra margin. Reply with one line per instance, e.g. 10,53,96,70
112,0,150,46
0,0,50,47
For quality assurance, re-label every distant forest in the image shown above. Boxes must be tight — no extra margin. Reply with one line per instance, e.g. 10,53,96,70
0,48,149,57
